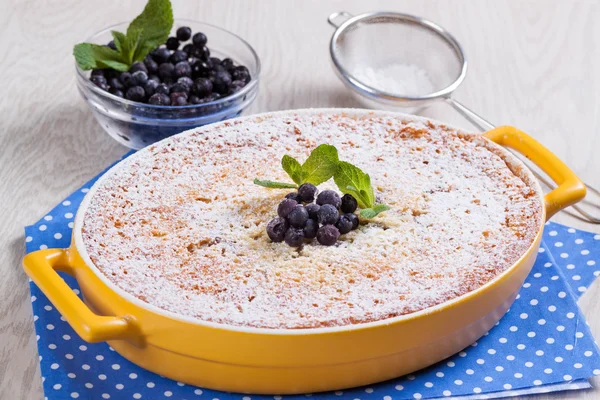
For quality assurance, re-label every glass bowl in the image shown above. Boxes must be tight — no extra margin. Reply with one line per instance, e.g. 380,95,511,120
75,19,260,149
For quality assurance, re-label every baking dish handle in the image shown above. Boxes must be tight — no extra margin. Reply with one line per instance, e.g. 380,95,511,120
23,248,139,343
484,126,586,220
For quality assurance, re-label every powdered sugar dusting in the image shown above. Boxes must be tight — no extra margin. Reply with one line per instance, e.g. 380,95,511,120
81,110,542,329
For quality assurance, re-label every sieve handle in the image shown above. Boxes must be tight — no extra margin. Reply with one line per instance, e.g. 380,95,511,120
328,11,354,28
445,97,494,131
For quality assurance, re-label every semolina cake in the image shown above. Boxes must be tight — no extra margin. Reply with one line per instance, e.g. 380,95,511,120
81,110,543,329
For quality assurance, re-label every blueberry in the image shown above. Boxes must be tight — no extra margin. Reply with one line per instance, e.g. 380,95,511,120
90,75,107,87
303,219,318,239
211,70,232,94
148,93,171,105
297,183,318,203
228,80,246,95
345,213,359,230
191,60,211,79
166,37,180,50
205,93,221,101
266,217,288,243
317,204,339,225
340,194,358,213
158,63,175,79
305,203,320,220
182,43,194,55
210,57,221,65
335,214,353,234
285,192,301,202
277,198,297,218
191,45,209,59
152,47,171,63
155,83,170,95
178,76,194,87
316,190,341,208
232,65,251,83
131,70,148,86
189,95,202,104
170,50,188,64
129,61,148,74
144,80,158,96
174,61,192,78
119,72,135,87
108,76,123,90
176,26,192,41
317,225,340,246
170,92,188,106
109,88,124,97
288,205,309,228
125,86,145,102
144,57,159,74
221,58,235,72
91,69,104,77
192,32,207,47
284,228,305,247
104,69,119,80
107,41,117,50
192,77,213,97
148,74,161,83
170,82,190,94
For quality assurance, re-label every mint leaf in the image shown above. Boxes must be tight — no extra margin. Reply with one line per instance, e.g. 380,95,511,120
73,43,129,71
360,204,390,219
334,162,375,208
111,31,126,53
301,144,339,186
281,155,304,185
126,0,173,63
253,179,297,189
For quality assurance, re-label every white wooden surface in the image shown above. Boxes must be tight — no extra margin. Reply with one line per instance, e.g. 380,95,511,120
1,0,599,398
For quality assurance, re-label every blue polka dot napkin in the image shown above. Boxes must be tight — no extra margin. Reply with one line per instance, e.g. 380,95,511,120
24,165,600,400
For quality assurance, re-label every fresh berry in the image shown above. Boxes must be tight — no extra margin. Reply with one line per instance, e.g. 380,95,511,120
174,61,192,78
155,83,170,95
176,26,192,41
288,205,309,228
303,219,318,239
152,47,171,63
144,56,159,74
90,75,107,87
158,63,175,79
221,57,235,72
170,82,190,94
148,74,161,83
91,69,105,77
108,77,124,90
346,213,359,230
211,70,232,94
189,95,202,104
131,70,148,86
277,198,297,218
143,80,158,97
232,65,251,83
178,76,194,87
191,60,211,78
340,194,358,213
192,77,213,97
228,80,246,95
210,57,221,65
317,225,340,246
166,37,180,50
119,72,134,87
170,50,188,64
125,86,145,102
316,190,341,208
335,214,353,234
148,93,171,105
266,217,288,242
182,43,194,55
285,192,301,202
192,32,207,47
206,93,221,101
297,183,318,203
170,92,188,105
284,228,305,247
317,204,339,225
107,41,117,50
192,45,209,59
129,61,148,74
109,88,124,97
305,203,320,220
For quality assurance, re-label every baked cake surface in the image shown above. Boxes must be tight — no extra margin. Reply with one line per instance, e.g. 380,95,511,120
81,110,543,329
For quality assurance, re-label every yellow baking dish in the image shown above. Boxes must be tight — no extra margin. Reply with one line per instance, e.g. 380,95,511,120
23,111,586,394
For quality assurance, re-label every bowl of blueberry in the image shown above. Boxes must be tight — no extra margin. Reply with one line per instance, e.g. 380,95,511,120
75,16,260,149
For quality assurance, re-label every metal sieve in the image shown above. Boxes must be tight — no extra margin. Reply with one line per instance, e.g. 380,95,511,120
328,11,600,224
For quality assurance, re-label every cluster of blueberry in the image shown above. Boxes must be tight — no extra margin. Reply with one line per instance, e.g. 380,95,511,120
266,184,359,247
89,26,251,106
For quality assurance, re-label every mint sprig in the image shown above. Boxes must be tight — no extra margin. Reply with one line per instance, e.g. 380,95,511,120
73,0,174,71
253,179,297,189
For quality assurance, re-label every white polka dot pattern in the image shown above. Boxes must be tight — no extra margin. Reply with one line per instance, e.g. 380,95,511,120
23,173,600,399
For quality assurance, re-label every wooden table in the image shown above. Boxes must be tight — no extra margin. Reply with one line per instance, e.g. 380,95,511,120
1,0,599,398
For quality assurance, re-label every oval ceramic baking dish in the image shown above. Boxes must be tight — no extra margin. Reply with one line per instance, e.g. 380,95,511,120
23,109,586,394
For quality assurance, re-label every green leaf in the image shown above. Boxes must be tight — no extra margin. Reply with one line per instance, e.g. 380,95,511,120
281,155,304,185
111,31,126,53
126,0,173,63
360,204,390,219
334,162,375,208
73,43,129,71
301,144,339,186
253,179,298,189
